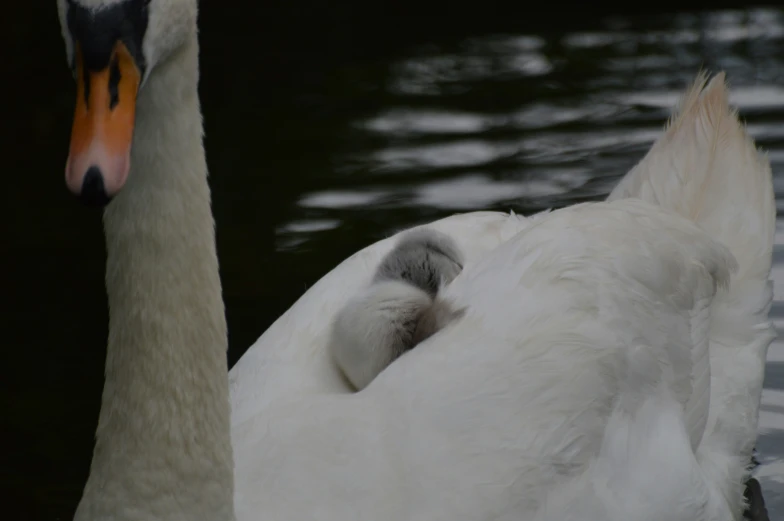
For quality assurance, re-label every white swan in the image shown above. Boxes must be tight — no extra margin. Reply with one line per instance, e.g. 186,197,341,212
56,1,775,521
229,77,775,521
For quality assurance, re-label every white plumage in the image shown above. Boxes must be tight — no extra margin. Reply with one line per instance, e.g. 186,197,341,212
329,228,466,390
232,73,775,521
56,2,775,520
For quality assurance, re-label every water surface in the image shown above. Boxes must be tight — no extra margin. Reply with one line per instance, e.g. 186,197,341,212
6,7,784,519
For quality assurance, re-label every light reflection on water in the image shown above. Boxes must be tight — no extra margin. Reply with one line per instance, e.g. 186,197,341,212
290,9,784,239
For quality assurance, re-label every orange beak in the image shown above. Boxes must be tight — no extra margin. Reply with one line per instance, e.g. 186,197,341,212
65,41,140,205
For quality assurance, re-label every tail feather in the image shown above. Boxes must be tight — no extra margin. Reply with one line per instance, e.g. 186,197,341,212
608,71,776,517
608,71,775,279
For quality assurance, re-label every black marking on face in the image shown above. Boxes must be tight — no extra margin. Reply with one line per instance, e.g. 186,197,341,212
82,60,91,104
108,55,121,109
65,0,151,74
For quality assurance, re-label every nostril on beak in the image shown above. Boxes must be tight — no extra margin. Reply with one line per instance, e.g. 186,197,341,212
80,166,112,208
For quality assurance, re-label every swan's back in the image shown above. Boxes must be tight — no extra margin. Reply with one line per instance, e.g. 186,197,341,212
233,198,736,521
365,199,732,495
230,72,775,520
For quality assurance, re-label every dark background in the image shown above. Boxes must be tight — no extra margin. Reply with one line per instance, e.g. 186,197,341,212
2,1,778,519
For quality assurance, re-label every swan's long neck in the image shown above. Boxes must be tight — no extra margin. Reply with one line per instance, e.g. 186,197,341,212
75,33,235,521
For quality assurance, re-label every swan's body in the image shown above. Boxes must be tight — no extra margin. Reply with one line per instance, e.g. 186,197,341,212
231,73,775,521
329,229,465,389
234,199,740,520
57,2,774,521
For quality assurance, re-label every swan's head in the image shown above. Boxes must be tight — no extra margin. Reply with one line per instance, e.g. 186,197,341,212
56,0,197,207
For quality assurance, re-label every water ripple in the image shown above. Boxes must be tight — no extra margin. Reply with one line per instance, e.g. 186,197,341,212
370,141,519,172
361,110,494,136
287,7,784,271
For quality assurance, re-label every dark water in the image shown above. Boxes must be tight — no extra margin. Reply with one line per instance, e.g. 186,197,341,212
5,5,784,520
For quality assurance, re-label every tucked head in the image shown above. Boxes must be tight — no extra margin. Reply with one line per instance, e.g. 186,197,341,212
56,0,197,206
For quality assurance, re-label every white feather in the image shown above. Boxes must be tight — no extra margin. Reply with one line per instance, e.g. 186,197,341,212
230,73,774,521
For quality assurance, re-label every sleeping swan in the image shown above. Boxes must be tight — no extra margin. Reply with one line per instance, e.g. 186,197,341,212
56,1,774,520
329,229,465,389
